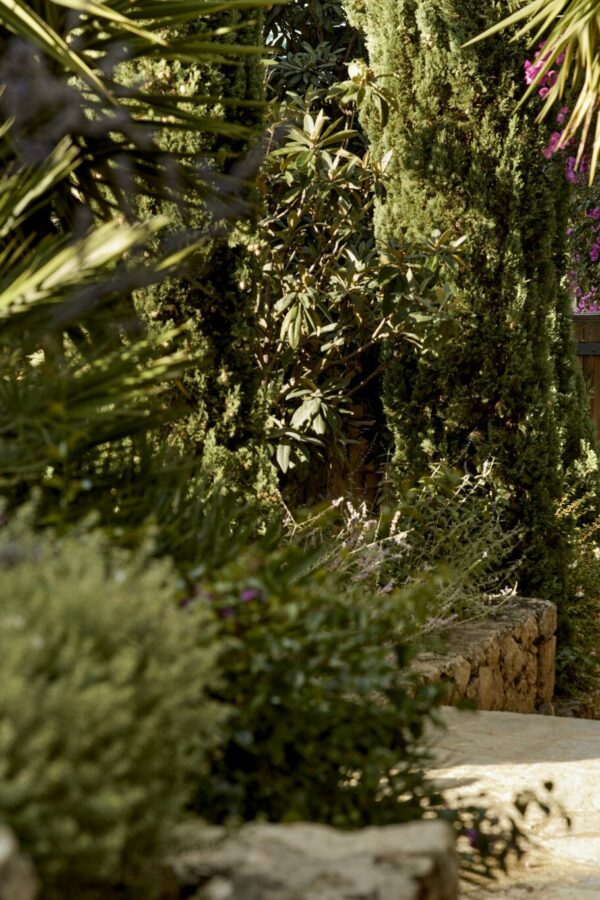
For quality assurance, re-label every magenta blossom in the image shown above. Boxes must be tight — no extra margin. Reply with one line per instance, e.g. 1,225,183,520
543,131,564,159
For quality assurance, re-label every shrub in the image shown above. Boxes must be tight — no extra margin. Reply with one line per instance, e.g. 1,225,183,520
0,518,225,897
193,541,446,827
297,463,519,633
189,535,561,882
260,3,463,504
555,446,600,714
256,96,462,491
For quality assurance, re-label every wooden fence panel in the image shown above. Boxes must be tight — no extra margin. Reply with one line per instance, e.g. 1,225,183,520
573,314,600,436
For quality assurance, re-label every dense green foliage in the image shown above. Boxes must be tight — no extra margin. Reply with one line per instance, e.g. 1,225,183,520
131,8,275,501
555,447,600,713
0,0,592,892
0,519,224,898
0,0,276,548
256,100,462,490
346,0,597,604
195,542,445,825
257,2,463,502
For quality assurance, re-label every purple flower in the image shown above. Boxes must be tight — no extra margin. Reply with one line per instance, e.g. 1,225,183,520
590,238,600,263
240,588,262,603
220,606,235,619
565,156,580,183
543,131,563,159
524,58,543,85
464,828,479,849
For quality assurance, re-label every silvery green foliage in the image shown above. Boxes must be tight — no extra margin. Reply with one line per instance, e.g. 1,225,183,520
0,517,225,897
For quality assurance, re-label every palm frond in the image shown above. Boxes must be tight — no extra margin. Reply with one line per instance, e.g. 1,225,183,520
0,0,280,219
468,0,600,182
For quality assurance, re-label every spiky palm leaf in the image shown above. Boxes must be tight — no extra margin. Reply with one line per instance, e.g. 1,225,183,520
469,0,600,181
0,0,276,222
0,0,275,533
0,153,205,496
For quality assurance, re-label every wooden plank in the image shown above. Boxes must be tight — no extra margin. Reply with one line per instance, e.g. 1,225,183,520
592,357,600,434
573,315,600,436
576,343,600,355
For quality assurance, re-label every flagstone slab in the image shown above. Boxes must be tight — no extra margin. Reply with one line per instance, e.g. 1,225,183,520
427,707,600,896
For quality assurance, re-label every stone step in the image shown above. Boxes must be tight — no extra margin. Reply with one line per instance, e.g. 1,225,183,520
427,708,600,896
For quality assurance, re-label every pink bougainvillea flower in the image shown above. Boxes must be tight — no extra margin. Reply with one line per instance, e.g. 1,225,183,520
543,131,563,159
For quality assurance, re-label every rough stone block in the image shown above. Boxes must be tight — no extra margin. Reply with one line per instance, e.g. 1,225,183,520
476,665,505,710
0,826,37,900
537,602,558,639
486,642,500,668
537,636,557,704
449,657,471,695
513,614,538,647
499,635,528,683
169,820,459,900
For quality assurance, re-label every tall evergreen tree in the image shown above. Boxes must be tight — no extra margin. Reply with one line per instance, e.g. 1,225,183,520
133,9,275,498
345,0,596,602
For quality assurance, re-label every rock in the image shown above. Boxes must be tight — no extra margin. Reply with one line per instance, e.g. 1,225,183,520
536,602,558,640
476,665,505,710
169,820,459,900
486,642,500,669
428,708,600,899
0,826,37,900
499,636,528,683
536,636,557,705
450,656,471,695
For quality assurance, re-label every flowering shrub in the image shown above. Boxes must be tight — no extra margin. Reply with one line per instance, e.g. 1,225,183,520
525,45,600,312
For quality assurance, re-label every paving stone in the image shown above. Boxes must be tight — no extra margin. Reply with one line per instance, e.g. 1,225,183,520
426,707,600,897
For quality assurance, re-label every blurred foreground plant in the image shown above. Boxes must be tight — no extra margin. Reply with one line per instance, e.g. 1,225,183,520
0,515,225,898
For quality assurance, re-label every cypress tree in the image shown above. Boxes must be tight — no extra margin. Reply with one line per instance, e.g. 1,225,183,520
345,0,596,602
134,10,274,498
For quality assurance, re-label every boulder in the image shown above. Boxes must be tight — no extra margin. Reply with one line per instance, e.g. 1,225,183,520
168,820,458,900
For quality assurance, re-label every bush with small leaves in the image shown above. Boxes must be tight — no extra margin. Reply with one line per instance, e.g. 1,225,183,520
0,518,226,898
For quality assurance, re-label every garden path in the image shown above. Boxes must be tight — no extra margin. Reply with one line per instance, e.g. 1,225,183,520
427,707,600,898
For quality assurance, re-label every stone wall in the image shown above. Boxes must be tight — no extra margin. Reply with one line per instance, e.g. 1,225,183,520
168,820,459,900
412,599,557,713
